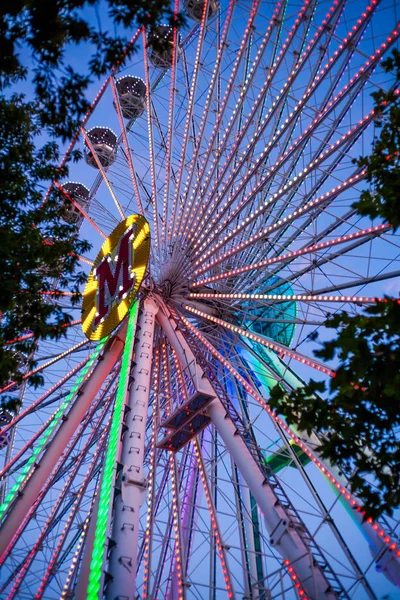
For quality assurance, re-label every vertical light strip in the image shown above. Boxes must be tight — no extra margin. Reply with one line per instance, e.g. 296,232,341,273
171,350,234,597
0,338,107,522
192,439,234,599
33,420,112,599
86,302,138,599
60,510,93,599
172,0,210,238
162,344,184,599
177,0,236,238
168,453,185,600
142,28,160,255
179,0,263,238
142,348,160,598
163,0,179,246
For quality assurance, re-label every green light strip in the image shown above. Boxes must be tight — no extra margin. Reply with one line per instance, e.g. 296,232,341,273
86,302,138,599
0,336,108,522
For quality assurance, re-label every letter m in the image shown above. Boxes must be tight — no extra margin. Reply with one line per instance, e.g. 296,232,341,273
94,226,136,326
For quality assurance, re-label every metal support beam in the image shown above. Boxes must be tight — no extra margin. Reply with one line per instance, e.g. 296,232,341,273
106,297,158,600
157,304,338,599
0,327,126,558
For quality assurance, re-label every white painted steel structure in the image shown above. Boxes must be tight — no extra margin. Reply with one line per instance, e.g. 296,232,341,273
1,1,400,599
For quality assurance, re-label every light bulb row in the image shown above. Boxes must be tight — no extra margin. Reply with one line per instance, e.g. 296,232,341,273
179,0,269,235
189,0,376,250
0,339,105,523
142,350,160,597
184,305,334,376
180,315,400,559
191,0,353,249
177,0,237,238
193,220,390,281
189,292,388,304
142,28,160,254
193,101,374,268
86,305,137,599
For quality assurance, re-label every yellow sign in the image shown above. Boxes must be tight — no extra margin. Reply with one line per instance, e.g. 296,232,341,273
82,214,150,340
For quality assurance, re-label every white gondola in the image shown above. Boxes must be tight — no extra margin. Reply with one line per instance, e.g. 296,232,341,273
147,25,182,69
61,182,90,225
184,0,219,21
84,127,117,169
114,75,146,120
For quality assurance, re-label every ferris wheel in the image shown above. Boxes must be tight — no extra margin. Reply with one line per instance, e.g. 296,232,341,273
1,0,400,598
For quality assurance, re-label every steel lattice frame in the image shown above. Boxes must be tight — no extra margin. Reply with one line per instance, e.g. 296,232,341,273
1,1,400,598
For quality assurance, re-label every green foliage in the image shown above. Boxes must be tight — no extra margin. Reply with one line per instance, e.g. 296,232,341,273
269,300,400,518
0,0,178,410
353,49,400,230
269,50,400,519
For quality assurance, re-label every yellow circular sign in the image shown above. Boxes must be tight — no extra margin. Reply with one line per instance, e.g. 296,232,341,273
82,214,150,340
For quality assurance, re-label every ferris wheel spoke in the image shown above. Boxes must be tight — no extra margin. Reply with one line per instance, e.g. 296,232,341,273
192,436,236,598
184,0,319,240
0,354,92,447
180,315,400,580
189,1,375,248
5,409,111,599
170,347,236,597
60,488,98,599
142,29,161,254
192,141,369,276
189,0,348,242
0,371,118,579
141,348,160,599
110,77,144,216
312,268,400,296
188,0,322,228
169,0,213,240
257,233,400,298
175,0,236,238
169,310,350,598
41,27,142,207
161,7,180,248
0,340,90,396
261,86,368,234
229,361,378,600
192,223,390,290
167,452,186,599
191,27,398,257
52,181,108,239
182,303,335,376
190,291,395,307
192,166,367,277
80,128,125,220
176,0,265,236
259,7,345,191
